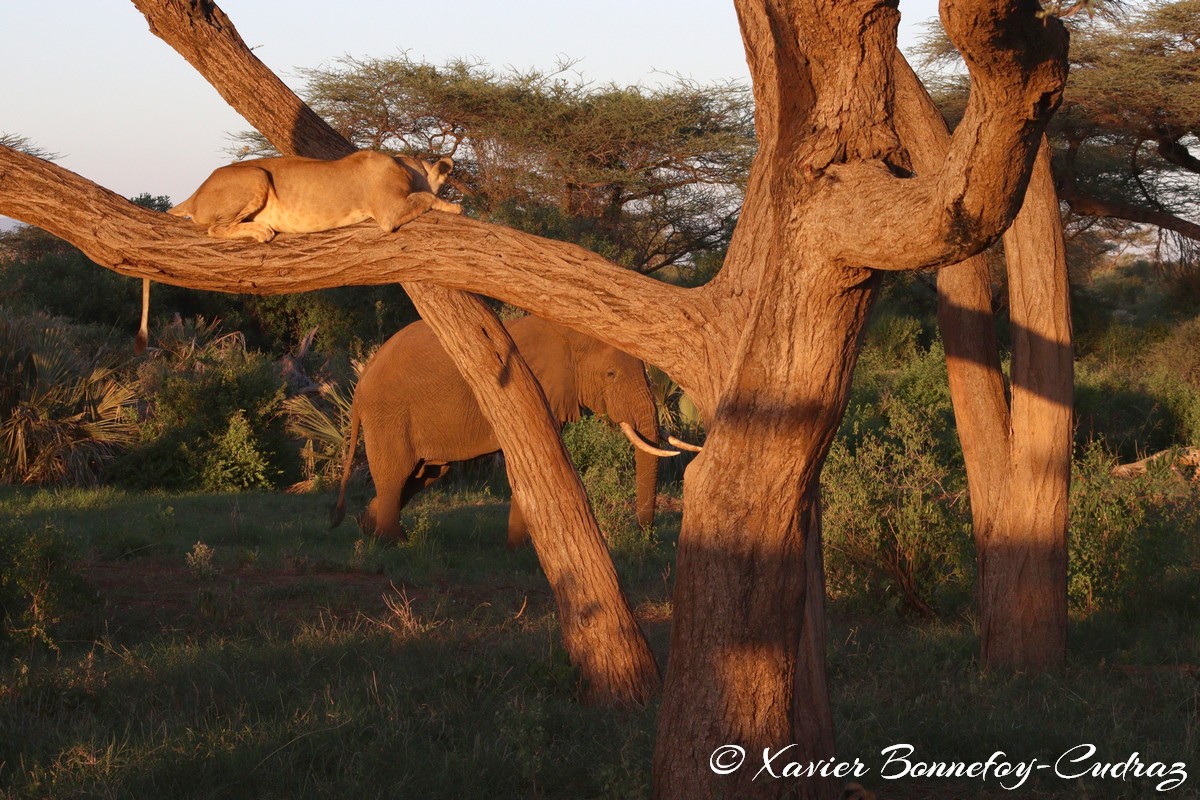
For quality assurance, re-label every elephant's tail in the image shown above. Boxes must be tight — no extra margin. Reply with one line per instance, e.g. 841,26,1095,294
330,396,362,528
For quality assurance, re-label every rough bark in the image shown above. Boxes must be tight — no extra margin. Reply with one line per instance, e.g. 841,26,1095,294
0,147,707,395
987,142,1072,669
124,0,660,706
415,291,661,701
651,2,1067,797
893,53,1073,671
0,1,1071,797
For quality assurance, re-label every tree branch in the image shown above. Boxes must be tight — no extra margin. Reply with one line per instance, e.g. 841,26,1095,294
891,52,1012,510
1155,130,1200,176
1059,182,1200,243
131,0,356,160
0,143,707,388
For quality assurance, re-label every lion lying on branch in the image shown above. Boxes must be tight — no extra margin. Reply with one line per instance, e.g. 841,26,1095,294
135,151,460,351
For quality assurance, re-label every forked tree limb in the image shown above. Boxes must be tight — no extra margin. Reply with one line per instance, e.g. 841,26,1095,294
893,47,1073,671
802,0,1069,271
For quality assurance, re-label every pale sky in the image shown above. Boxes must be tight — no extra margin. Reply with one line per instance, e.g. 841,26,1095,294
1,1,940,226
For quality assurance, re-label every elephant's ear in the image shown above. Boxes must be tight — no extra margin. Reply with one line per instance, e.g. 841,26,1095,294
511,318,579,425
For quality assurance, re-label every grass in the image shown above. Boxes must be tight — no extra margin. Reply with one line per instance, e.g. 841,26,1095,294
0,484,1196,799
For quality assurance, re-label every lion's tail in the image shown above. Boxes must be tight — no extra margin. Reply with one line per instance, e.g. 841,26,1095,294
134,278,150,354
330,396,363,529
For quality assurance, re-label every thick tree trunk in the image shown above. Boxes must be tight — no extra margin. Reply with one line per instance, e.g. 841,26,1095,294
654,254,878,799
127,0,659,705
982,144,1072,669
893,55,1072,671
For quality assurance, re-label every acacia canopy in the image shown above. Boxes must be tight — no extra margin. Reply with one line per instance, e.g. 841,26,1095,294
235,55,756,278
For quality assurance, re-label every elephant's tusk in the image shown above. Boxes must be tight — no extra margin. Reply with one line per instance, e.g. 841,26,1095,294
619,422,681,458
667,434,704,453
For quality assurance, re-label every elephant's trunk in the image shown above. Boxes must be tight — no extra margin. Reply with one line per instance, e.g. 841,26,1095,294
630,406,660,532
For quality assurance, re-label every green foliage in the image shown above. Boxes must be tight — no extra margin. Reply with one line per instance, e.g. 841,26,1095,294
0,523,88,652
199,410,274,491
109,321,292,490
281,358,367,490
1068,443,1198,614
1074,312,1200,458
823,390,973,617
1144,315,1200,443
0,309,139,485
0,213,153,333
239,55,755,279
0,220,418,361
561,415,648,551
241,287,418,354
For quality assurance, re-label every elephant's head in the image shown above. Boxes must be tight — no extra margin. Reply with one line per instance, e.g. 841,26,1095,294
558,327,662,532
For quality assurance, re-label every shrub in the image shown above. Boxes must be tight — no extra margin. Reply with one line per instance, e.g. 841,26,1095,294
109,320,292,490
1068,442,1196,614
561,415,645,549
0,523,88,652
281,355,370,491
199,410,275,491
822,398,973,617
1074,315,1200,458
1146,316,1200,444
0,309,139,486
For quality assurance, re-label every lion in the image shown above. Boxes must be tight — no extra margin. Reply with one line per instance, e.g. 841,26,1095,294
166,150,461,241
135,151,460,352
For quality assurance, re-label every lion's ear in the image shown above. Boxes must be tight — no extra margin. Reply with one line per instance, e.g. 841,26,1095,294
435,157,453,176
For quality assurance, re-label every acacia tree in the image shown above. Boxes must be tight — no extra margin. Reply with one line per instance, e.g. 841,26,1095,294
237,55,756,277
0,1,1072,798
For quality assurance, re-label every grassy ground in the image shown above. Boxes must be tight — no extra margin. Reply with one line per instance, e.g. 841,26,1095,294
0,484,1196,799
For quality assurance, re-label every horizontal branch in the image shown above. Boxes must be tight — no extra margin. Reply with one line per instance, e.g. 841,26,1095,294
1060,184,1200,242
1111,447,1200,478
0,144,710,388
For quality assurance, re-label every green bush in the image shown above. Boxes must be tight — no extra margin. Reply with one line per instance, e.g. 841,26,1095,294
822,397,973,617
0,309,139,486
1146,316,1200,444
0,523,88,652
561,415,648,551
1068,443,1196,614
1074,315,1200,458
109,325,293,490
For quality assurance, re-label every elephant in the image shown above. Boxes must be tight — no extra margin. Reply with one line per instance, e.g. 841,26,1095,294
331,315,680,547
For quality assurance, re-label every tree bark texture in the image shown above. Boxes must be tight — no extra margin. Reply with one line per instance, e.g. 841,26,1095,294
125,0,660,706
652,2,1067,798
0,1,1071,797
893,54,1073,671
